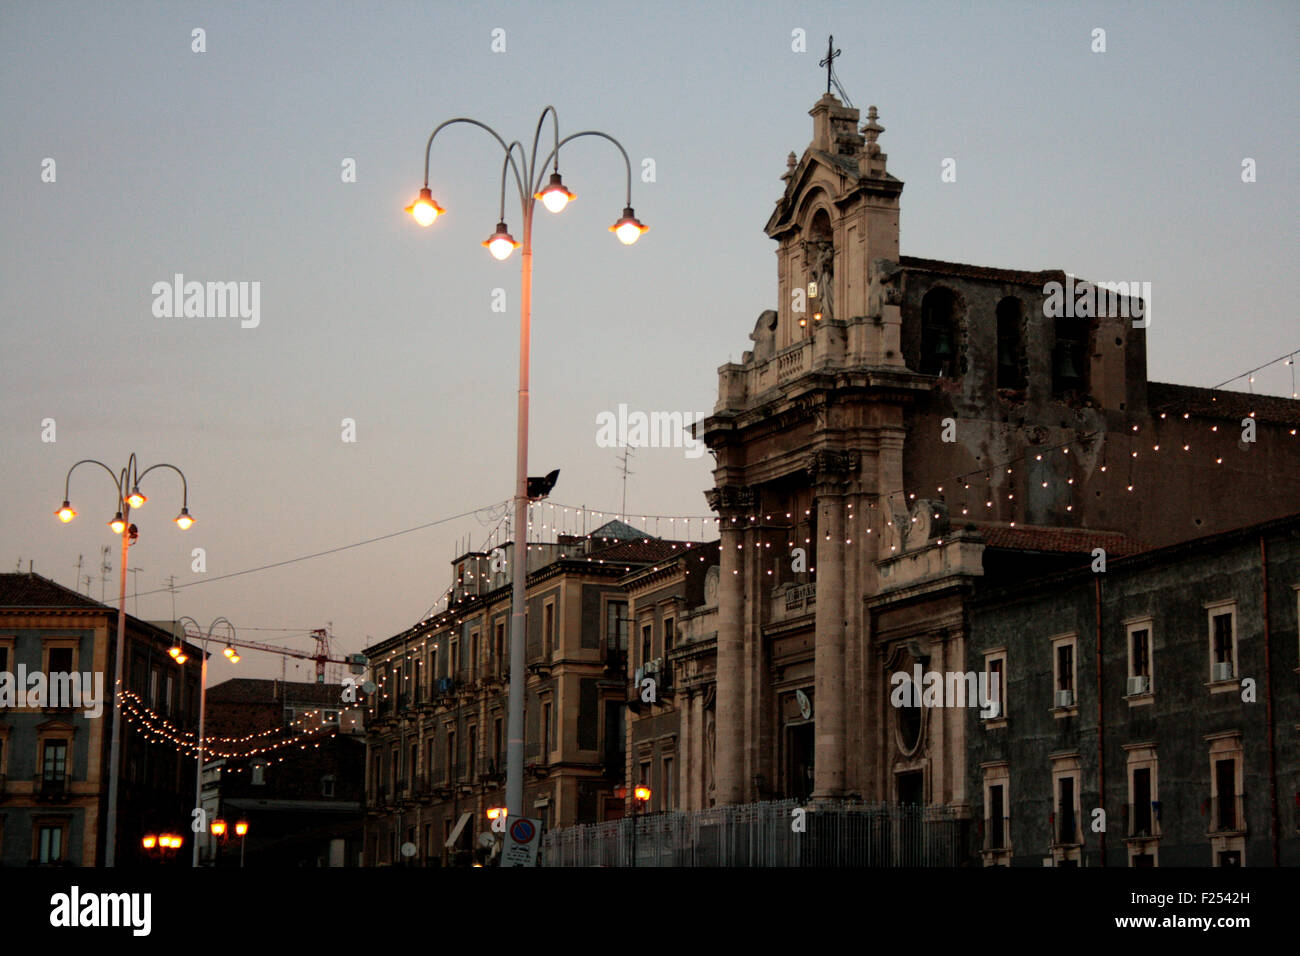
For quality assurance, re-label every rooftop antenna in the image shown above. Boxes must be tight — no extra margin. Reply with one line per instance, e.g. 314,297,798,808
127,566,144,616
166,575,178,622
75,554,84,592
617,448,636,520
99,546,112,602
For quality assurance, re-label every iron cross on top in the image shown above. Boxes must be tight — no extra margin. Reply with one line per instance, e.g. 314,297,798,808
820,35,840,95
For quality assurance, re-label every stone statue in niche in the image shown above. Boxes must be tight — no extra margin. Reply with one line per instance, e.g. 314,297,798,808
808,240,835,321
868,258,904,320
748,309,778,363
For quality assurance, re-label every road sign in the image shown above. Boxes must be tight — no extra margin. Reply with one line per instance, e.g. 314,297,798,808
500,816,541,867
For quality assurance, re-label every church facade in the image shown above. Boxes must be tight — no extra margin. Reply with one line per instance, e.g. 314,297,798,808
686,91,1300,837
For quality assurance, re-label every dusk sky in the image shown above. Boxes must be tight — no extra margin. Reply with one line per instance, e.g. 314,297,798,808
2,1,1295,682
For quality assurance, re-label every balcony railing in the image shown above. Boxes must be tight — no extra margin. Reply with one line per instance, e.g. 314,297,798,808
1127,801,1161,838
1208,794,1246,834
1051,806,1080,846
35,772,69,802
984,815,1009,851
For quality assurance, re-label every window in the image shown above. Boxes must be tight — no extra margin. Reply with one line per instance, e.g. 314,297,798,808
1052,635,1077,711
393,666,403,706
252,760,267,786
988,784,1006,849
606,601,628,651
995,297,1025,390
492,717,503,773
323,710,340,724
322,775,336,798
1132,768,1153,836
1212,756,1240,832
390,745,399,792
1126,620,1154,698
165,675,174,715
429,646,439,686
542,701,553,757
447,729,457,780
450,637,460,679
1057,776,1077,844
0,645,8,672
543,602,555,660
42,740,68,781
663,617,675,655
920,287,960,378
409,742,417,785
639,761,650,787
983,652,1006,722
1052,315,1088,396
1049,754,1082,864
662,756,674,811
48,646,74,675
641,624,652,668
467,725,478,778
37,825,64,864
494,623,504,676
427,740,437,784
1204,731,1246,859
1208,603,1236,685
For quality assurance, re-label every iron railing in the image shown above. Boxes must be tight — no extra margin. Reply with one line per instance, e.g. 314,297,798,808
541,800,961,867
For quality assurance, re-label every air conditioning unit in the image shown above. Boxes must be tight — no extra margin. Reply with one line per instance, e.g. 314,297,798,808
645,659,661,675
1126,675,1150,696
1212,661,1234,682
1054,689,1074,708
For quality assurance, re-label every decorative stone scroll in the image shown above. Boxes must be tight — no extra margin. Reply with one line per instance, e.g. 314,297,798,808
705,485,757,514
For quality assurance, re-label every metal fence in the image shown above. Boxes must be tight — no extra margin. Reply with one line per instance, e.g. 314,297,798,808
541,800,963,867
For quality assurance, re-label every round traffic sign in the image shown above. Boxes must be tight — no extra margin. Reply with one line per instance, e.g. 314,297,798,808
509,818,536,843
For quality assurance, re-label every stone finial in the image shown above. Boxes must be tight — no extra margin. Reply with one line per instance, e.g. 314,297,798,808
781,151,797,183
861,106,884,156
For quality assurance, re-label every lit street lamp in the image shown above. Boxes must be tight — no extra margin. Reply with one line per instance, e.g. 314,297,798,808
406,107,646,824
55,454,193,867
175,616,238,867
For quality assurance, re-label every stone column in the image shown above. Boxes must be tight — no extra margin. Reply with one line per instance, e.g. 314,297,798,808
706,485,754,806
808,451,858,799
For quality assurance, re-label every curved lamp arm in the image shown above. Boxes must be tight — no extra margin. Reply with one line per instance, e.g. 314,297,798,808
423,118,528,210
136,462,190,508
530,105,561,178
536,130,634,206
63,459,126,504
497,142,528,221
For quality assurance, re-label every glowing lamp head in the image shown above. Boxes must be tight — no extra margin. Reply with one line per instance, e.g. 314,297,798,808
486,807,507,820
56,501,77,523
175,507,194,530
813,310,823,322
210,820,227,838
235,822,248,837
483,221,520,261
168,645,188,665
610,207,648,245
142,835,157,850
535,172,575,214
405,187,444,227
126,487,147,509
109,512,127,534
223,646,240,663
634,785,651,803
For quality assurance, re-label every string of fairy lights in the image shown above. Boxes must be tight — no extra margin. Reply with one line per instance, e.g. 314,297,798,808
118,687,348,765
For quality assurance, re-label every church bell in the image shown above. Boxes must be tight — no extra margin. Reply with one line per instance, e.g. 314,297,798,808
1054,346,1082,381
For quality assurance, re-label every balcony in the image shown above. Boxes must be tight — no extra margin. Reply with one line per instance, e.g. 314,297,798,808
1127,802,1161,839
433,677,456,700
34,772,69,803
984,815,1010,851
1208,795,1246,835
604,649,627,676
1050,807,1080,848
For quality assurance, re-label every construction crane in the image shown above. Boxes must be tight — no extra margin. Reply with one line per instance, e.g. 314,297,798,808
182,627,364,684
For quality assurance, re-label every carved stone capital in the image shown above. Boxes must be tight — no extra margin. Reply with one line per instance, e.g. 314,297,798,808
805,450,860,487
704,485,757,515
